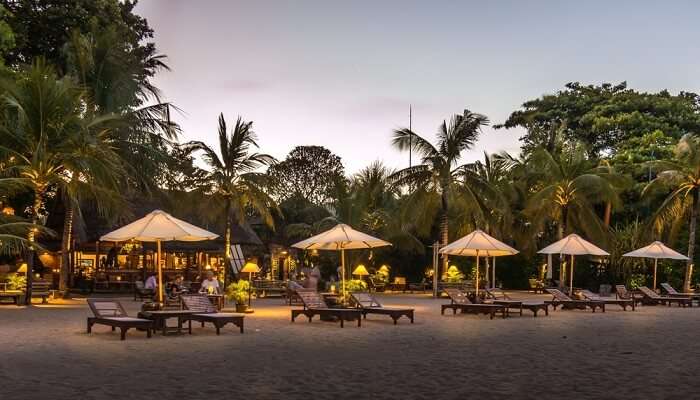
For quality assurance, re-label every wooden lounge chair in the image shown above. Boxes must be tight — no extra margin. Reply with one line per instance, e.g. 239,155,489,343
580,289,634,311
180,294,245,334
660,283,700,303
350,292,414,324
483,287,549,317
291,289,363,328
528,278,545,294
545,288,605,312
637,286,692,307
368,276,386,293
614,285,644,306
86,298,153,340
441,288,507,319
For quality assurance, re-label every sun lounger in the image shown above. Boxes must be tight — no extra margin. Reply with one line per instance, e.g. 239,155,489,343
180,294,245,334
441,288,507,319
483,287,549,317
637,286,692,307
545,288,605,312
660,283,700,303
86,298,153,340
291,289,363,328
350,292,414,324
614,285,644,306
580,289,634,311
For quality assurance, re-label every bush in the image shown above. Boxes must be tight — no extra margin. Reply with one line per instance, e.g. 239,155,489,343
225,280,250,305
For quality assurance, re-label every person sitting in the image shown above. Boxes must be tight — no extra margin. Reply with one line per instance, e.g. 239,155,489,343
144,273,158,290
168,275,187,298
199,271,222,295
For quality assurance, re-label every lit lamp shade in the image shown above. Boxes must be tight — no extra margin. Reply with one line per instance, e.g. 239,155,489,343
17,263,28,273
378,265,390,274
241,262,261,274
353,264,369,276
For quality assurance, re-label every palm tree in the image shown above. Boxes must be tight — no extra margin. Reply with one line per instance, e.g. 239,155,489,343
525,147,627,243
188,114,277,284
390,109,489,274
0,60,124,295
645,134,700,292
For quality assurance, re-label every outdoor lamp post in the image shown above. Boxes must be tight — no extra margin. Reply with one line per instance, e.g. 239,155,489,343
240,262,260,313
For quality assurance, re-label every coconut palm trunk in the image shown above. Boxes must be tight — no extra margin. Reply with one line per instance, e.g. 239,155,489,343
440,191,449,276
685,191,699,292
224,200,232,286
59,205,73,294
25,191,44,305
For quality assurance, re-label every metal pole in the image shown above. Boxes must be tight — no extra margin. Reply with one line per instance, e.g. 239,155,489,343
653,258,658,290
409,105,412,168
492,257,496,289
341,248,346,299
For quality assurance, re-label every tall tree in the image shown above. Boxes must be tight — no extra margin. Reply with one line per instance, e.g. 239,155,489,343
498,82,700,158
188,114,276,283
0,60,124,294
267,145,344,206
645,134,700,292
390,109,489,274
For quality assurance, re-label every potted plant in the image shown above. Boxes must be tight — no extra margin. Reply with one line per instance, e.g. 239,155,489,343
226,280,250,313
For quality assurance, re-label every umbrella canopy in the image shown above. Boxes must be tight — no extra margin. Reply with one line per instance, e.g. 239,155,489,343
100,210,218,302
623,241,688,289
292,224,390,297
439,230,519,294
100,210,218,242
538,234,609,295
439,229,519,256
292,224,391,250
537,234,609,256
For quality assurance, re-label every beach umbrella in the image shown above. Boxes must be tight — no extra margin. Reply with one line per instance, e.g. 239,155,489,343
292,224,391,296
622,241,688,290
100,210,218,302
538,234,609,295
439,229,519,295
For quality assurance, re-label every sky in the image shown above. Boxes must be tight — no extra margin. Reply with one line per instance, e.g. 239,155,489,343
135,0,700,173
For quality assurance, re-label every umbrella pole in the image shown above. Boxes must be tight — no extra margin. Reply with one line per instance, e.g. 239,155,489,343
341,248,346,300
475,250,480,297
569,254,574,296
157,240,163,303
653,258,658,290
492,257,496,289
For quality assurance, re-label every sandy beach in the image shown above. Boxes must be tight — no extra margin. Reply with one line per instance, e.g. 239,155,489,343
1,292,698,400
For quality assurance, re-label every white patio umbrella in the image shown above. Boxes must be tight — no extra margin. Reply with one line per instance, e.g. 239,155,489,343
622,241,688,290
439,229,519,296
291,224,391,296
538,234,609,295
100,210,218,302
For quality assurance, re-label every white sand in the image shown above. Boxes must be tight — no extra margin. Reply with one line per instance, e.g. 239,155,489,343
0,292,698,400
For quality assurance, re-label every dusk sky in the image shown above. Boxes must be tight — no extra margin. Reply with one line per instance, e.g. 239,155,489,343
136,0,700,172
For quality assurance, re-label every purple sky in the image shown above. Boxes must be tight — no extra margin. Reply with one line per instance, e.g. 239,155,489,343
136,0,700,173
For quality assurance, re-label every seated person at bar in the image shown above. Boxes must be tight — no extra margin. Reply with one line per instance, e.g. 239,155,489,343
199,271,222,295
145,273,158,290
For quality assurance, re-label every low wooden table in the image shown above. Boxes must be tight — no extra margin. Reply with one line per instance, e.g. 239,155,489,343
139,310,195,336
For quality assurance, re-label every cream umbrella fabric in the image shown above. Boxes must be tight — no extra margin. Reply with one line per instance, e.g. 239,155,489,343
538,234,609,295
101,210,218,302
623,241,688,289
439,230,519,294
292,224,391,295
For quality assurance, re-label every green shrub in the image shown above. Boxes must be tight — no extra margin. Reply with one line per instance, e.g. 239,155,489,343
225,280,250,304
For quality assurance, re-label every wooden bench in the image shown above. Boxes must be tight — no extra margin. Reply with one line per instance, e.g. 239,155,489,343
30,280,51,304
0,290,22,305
441,288,507,319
